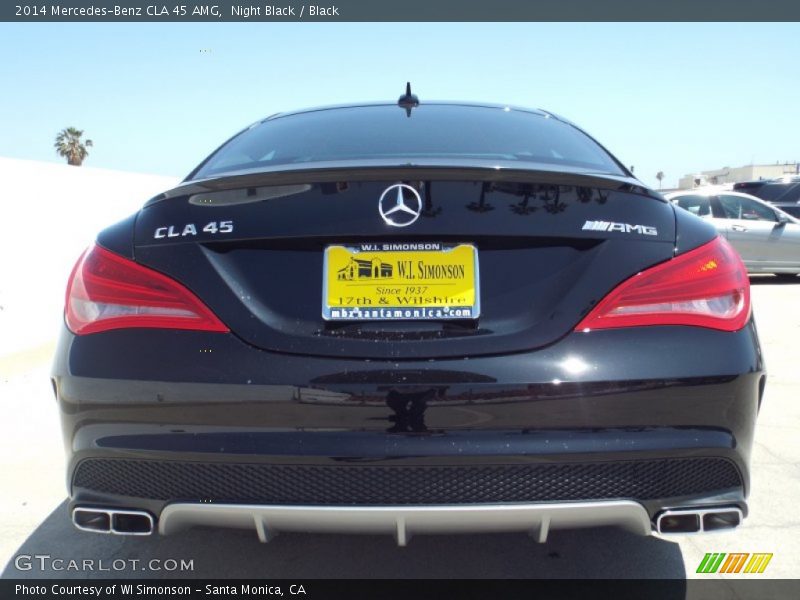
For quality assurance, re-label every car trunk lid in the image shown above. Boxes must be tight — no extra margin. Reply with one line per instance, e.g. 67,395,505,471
133,170,675,359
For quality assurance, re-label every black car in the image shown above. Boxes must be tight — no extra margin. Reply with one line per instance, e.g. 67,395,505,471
734,178,800,218
55,90,763,545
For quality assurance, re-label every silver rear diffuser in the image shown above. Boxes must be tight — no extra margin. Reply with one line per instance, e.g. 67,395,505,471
159,500,652,546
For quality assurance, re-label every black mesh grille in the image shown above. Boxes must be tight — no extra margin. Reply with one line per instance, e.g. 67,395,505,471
73,457,742,505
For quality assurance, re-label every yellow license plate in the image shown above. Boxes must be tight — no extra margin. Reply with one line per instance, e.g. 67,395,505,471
323,243,480,321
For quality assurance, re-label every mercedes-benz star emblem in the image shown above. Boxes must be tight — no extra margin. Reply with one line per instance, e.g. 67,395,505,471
378,183,422,227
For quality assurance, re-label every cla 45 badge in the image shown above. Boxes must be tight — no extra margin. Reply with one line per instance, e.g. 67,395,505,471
154,220,234,239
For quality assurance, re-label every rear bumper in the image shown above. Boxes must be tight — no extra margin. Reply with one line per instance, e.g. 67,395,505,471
53,320,764,537
70,454,746,517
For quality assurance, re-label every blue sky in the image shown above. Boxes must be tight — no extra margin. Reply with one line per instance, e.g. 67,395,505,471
0,22,798,188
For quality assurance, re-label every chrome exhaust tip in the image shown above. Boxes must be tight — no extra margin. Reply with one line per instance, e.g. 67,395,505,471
657,511,701,533
656,507,742,534
701,509,743,531
73,508,111,533
72,507,154,535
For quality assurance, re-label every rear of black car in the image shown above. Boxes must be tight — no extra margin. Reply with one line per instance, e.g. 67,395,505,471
734,179,800,218
53,103,763,543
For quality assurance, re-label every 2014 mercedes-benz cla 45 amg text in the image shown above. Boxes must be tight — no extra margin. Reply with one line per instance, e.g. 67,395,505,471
54,92,764,544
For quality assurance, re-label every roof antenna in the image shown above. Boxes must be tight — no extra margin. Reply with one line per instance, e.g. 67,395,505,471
397,82,419,117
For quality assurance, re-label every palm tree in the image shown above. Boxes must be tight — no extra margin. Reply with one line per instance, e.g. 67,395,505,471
656,171,665,190
54,127,93,166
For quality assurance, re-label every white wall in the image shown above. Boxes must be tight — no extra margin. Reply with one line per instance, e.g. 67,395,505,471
678,163,799,189
0,157,180,356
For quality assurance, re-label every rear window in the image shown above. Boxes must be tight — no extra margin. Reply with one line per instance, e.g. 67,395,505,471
191,105,624,179
753,183,797,201
772,183,800,203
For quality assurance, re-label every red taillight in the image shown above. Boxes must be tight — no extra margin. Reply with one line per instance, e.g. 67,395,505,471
65,244,229,335
575,236,750,332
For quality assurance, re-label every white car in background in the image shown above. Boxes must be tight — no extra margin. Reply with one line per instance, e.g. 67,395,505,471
665,190,800,278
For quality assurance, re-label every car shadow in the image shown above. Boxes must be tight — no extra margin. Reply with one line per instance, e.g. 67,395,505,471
749,274,799,285
3,500,687,580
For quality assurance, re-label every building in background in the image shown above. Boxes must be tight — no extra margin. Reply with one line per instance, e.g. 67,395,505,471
678,162,799,189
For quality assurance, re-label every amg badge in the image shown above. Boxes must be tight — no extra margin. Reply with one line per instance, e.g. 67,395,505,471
582,220,658,235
